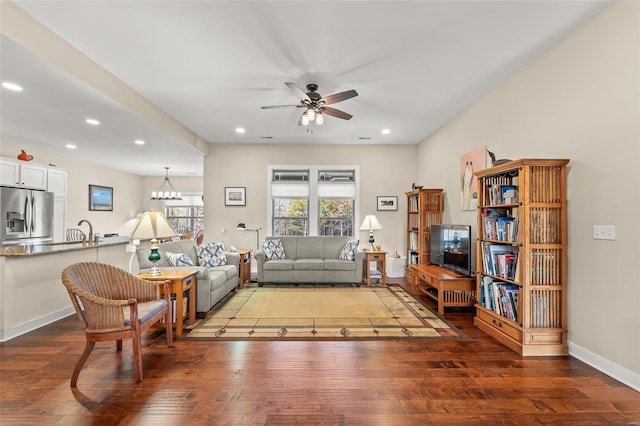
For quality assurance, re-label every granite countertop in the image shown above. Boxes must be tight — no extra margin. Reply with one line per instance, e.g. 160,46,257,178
0,236,130,257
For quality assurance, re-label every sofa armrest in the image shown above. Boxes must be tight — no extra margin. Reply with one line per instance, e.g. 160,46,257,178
354,250,366,280
225,252,240,268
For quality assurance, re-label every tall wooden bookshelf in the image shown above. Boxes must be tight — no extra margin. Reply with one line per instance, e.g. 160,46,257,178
405,188,444,281
474,159,569,356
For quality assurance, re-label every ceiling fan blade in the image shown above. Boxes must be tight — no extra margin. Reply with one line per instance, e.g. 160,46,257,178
261,104,305,109
321,89,358,105
322,106,353,120
285,82,311,103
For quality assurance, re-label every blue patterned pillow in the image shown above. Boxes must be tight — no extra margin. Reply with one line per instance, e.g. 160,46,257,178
339,239,359,261
261,239,286,260
197,242,227,267
166,252,195,267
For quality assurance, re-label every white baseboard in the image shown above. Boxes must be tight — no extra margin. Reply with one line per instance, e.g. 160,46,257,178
0,306,75,342
569,341,640,392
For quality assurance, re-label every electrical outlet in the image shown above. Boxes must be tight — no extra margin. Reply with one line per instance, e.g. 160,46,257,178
593,225,615,240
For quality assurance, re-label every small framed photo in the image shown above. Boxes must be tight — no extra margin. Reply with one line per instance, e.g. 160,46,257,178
377,196,398,211
89,185,113,211
225,187,246,206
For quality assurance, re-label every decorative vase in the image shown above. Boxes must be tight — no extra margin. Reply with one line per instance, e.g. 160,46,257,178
17,149,33,161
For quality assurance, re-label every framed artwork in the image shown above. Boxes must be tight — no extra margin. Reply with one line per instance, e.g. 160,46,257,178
225,187,246,206
460,146,488,211
89,184,113,211
377,196,398,211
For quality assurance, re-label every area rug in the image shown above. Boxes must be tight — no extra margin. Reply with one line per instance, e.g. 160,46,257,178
185,284,467,341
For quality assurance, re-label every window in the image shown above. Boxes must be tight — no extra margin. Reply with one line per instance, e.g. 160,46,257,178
268,166,358,236
163,194,204,235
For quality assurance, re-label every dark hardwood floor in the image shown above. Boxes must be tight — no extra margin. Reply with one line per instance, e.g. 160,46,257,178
1,278,638,425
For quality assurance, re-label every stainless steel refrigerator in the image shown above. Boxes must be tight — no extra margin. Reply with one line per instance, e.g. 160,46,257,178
1,186,54,245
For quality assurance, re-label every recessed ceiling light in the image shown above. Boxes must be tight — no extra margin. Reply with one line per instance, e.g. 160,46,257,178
1,81,23,92
134,139,145,145
85,118,100,126
66,144,77,149
381,128,391,135
235,127,246,134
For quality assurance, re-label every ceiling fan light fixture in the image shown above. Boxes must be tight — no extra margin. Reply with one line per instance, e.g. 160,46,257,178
307,108,316,121
301,113,310,126
316,113,324,125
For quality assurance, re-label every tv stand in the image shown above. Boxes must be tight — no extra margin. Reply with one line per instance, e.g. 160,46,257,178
411,264,476,314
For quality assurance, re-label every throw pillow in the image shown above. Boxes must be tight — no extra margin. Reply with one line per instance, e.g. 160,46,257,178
338,239,359,261
197,242,227,267
261,239,286,260
166,252,195,267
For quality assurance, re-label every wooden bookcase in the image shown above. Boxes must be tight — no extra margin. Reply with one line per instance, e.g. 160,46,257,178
405,188,443,281
474,159,569,356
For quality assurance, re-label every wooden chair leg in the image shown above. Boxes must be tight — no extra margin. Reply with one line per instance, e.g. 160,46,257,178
132,332,143,383
116,339,123,351
71,340,95,387
165,312,173,347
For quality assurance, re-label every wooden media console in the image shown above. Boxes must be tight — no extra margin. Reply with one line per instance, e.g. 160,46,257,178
411,264,476,315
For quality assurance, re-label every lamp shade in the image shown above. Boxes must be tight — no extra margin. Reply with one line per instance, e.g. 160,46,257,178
129,211,176,240
359,214,383,231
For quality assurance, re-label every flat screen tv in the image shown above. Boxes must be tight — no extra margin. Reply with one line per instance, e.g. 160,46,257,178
429,224,472,277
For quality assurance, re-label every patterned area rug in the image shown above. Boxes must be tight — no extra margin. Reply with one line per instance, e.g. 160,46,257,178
185,283,467,341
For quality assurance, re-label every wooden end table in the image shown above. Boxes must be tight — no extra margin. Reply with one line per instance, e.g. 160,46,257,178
363,249,387,287
138,269,197,337
237,248,252,288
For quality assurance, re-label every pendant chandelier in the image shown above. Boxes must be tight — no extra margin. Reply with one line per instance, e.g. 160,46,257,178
150,167,182,200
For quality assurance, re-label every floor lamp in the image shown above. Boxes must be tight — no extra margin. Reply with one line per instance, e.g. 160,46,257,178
236,223,262,249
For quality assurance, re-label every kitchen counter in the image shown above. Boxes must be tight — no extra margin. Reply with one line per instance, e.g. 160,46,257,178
0,235,133,342
0,236,129,256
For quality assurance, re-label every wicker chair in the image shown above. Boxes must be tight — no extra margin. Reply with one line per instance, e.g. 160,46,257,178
66,228,87,242
61,262,173,387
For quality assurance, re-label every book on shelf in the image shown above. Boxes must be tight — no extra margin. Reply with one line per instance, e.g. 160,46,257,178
479,276,520,321
500,185,519,204
481,243,519,280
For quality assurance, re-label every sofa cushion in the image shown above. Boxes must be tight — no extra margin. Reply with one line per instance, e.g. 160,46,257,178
263,259,295,271
197,242,227,267
262,239,286,260
296,237,325,259
324,258,357,271
205,268,229,291
338,239,359,261
166,252,195,267
294,259,325,271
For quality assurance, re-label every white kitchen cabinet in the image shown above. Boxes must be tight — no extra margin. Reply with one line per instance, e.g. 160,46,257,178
0,158,47,190
47,168,68,197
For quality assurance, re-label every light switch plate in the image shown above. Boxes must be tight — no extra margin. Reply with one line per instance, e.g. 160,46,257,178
593,225,615,240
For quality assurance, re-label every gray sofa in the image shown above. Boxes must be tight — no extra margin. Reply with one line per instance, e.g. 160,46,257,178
254,236,365,285
136,239,239,316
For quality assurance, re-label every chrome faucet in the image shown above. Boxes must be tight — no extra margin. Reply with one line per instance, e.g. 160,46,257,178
77,219,93,243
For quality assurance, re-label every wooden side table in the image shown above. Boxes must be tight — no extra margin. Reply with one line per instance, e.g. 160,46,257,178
138,270,197,337
411,264,475,315
237,248,252,288
363,249,387,286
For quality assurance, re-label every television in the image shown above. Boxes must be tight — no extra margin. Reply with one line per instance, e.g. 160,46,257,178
429,224,473,277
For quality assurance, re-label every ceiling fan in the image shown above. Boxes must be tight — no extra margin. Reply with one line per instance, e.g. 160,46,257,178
261,82,358,126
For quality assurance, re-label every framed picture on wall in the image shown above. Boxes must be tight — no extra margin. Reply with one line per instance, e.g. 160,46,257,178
225,187,246,206
377,196,398,211
89,185,113,211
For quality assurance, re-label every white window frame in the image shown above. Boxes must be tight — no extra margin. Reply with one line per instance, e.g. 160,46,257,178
267,165,360,236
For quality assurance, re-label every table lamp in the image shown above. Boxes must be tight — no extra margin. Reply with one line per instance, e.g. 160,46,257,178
129,211,177,276
359,214,383,250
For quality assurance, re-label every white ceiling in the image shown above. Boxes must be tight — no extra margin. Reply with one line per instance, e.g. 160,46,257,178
1,1,610,176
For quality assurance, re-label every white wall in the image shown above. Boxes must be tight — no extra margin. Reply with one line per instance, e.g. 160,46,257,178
416,2,639,387
203,143,417,256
